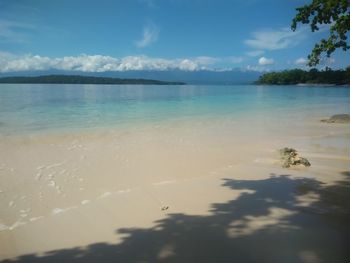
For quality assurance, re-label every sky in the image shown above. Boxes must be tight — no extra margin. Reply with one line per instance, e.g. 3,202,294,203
0,0,349,74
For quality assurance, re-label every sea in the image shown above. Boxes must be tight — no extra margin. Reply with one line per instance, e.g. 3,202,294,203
0,84,350,135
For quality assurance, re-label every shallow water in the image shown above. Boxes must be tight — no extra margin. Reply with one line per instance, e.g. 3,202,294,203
0,84,349,135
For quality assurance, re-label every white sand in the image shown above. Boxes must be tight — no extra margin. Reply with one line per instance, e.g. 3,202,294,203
0,115,349,260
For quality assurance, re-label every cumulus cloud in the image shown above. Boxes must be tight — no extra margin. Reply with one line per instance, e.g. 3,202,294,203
294,57,308,65
245,65,269,72
245,27,306,50
0,53,229,73
258,56,274,66
136,23,159,48
193,56,220,65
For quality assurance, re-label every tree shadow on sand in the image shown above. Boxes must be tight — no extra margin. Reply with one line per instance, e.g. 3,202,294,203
3,172,350,263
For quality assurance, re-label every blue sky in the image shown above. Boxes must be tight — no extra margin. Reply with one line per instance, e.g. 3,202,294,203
0,0,349,73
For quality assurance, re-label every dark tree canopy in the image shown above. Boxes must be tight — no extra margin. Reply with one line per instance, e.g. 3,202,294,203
291,0,350,66
256,67,350,85
0,75,185,85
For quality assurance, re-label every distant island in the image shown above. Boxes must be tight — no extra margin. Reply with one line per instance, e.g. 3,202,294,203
0,75,186,85
256,67,350,85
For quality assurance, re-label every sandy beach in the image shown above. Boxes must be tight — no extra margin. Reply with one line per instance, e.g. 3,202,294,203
1,111,349,262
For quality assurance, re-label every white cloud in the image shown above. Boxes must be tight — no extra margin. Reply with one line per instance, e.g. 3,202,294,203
245,27,306,50
258,56,274,66
193,56,220,65
0,54,233,72
192,56,243,65
245,65,269,72
294,57,308,65
246,50,265,57
0,53,252,72
136,23,159,48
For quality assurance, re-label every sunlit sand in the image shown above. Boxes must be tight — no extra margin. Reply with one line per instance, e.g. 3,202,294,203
1,112,349,261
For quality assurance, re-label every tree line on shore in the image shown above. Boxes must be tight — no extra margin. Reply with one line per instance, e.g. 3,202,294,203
256,67,350,85
0,75,185,85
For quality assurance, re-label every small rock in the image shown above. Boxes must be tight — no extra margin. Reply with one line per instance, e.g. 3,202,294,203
161,206,169,211
321,114,350,123
299,157,311,167
280,147,311,168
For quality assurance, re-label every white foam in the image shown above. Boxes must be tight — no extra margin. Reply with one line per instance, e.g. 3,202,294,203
36,172,43,180
29,216,43,222
8,201,14,207
81,200,90,205
52,208,64,214
152,180,176,186
98,192,112,198
51,206,77,215
46,162,64,169
48,180,56,187
0,223,9,231
117,188,131,194
9,220,26,230
98,192,112,199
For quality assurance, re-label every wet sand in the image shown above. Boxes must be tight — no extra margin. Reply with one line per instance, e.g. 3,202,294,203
0,114,350,262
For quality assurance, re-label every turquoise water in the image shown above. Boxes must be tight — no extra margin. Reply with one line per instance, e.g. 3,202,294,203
0,84,350,135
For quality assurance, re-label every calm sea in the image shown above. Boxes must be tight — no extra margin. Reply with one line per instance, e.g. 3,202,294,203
0,84,349,135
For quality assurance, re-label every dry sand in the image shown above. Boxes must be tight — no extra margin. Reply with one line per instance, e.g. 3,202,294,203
0,115,349,262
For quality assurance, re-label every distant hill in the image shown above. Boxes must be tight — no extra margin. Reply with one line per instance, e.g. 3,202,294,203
0,69,261,85
0,75,186,85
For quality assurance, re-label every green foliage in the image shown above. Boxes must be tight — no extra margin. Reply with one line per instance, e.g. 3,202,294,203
256,67,350,85
0,75,185,85
291,0,350,66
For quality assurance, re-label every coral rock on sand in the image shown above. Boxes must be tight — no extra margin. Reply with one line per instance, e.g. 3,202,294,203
280,148,311,168
321,114,350,123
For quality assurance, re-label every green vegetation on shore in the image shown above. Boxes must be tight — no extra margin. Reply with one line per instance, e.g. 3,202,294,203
291,0,350,67
0,75,186,85
256,67,350,85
